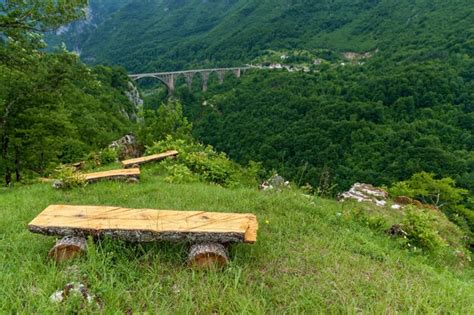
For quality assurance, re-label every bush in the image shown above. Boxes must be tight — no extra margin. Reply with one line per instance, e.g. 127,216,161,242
138,100,192,146
186,151,237,186
389,172,467,208
99,148,118,165
147,136,257,187
164,164,197,184
347,206,389,232
402,207,447,251
53,165,87,189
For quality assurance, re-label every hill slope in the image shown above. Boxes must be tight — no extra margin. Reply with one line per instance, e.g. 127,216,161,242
185,64,474,194
54,0,474,71
1,165,473,313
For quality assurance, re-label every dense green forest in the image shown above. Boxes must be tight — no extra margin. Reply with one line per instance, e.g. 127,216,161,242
183,62,474,194
0,1,135,184
53,0,474,71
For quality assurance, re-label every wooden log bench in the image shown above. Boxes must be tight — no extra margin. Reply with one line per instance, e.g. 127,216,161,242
28,205,258,267
84,168,140,184
121,150,179,169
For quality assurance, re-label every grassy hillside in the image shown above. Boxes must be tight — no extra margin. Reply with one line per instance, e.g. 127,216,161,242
54,0,474,71
1,164,473,313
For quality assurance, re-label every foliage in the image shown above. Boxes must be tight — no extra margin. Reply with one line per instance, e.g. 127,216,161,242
188,63,473,197
138,100,192,147
402,207,447,251
342,200,469,262
1,0,88,43
164,163,197,184
50,0,474,72
53,165,86,189
314,168,338,198
389,172,473,243
390,172,468,208
147,136,257,187
99,148,118,165
0,1,135,185
345,206,389,233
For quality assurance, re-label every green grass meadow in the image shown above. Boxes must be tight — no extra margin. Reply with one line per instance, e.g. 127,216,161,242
1,166,473,313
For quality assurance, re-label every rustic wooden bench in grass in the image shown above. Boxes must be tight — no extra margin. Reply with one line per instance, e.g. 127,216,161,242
84,168,140,184
121,150,178,169
28,205,258,267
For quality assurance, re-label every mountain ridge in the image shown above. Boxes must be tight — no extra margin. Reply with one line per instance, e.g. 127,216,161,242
53,0,473,72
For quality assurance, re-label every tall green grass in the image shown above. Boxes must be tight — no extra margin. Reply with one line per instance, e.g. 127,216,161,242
1,166,473,313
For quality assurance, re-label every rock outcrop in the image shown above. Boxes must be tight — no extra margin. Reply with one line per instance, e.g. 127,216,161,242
259,174,290,191
339,183,388,207
340,183,439,211
109,134,142,159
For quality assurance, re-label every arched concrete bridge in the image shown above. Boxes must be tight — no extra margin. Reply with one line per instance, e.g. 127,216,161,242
129,67,250,93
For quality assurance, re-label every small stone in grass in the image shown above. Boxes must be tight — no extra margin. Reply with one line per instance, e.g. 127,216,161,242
50,282,102,308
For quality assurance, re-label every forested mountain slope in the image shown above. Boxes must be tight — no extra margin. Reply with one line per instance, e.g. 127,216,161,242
47,0,133,53
1,1,136,183
55,0,474,71
185,63,474,193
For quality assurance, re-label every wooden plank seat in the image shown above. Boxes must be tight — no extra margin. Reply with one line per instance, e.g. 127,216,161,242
28,205,258,266
121,150,178,169
84,168,140,183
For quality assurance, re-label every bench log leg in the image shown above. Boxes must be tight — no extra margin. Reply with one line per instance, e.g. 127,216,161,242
48,236,87,263
126,176,140,184
187,242,229,268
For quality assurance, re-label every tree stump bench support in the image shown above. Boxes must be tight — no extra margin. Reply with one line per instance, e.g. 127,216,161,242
121,150,179,169
49,236,87,263
187,242,229,267
28,205,258,267
84,168,140,184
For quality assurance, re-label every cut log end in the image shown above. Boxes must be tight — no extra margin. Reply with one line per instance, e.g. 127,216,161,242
48,236,87,263
187,243,229,268
126,177,140,184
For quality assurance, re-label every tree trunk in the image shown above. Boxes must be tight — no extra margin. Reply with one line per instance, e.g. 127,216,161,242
5,168,11,186
39,151,45,175
48,236,87,263
1,133,11,185
14,145,20,182
187,242,229,268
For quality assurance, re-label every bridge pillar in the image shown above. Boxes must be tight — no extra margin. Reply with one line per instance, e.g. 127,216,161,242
155,74,175,94
217,71,226,84
167,74,175,93
184,73,194,91
233,68,241,78
201,71,211,92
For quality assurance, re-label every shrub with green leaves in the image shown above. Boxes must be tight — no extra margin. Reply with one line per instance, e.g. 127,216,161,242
186,151,237,186
138,100,193,146
346,206,389,233
53,165,87,189
402,207,447,251
164,164,197,184
390,172,473,246
147,136,258,187
389,172,467,208
99,148,118,165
